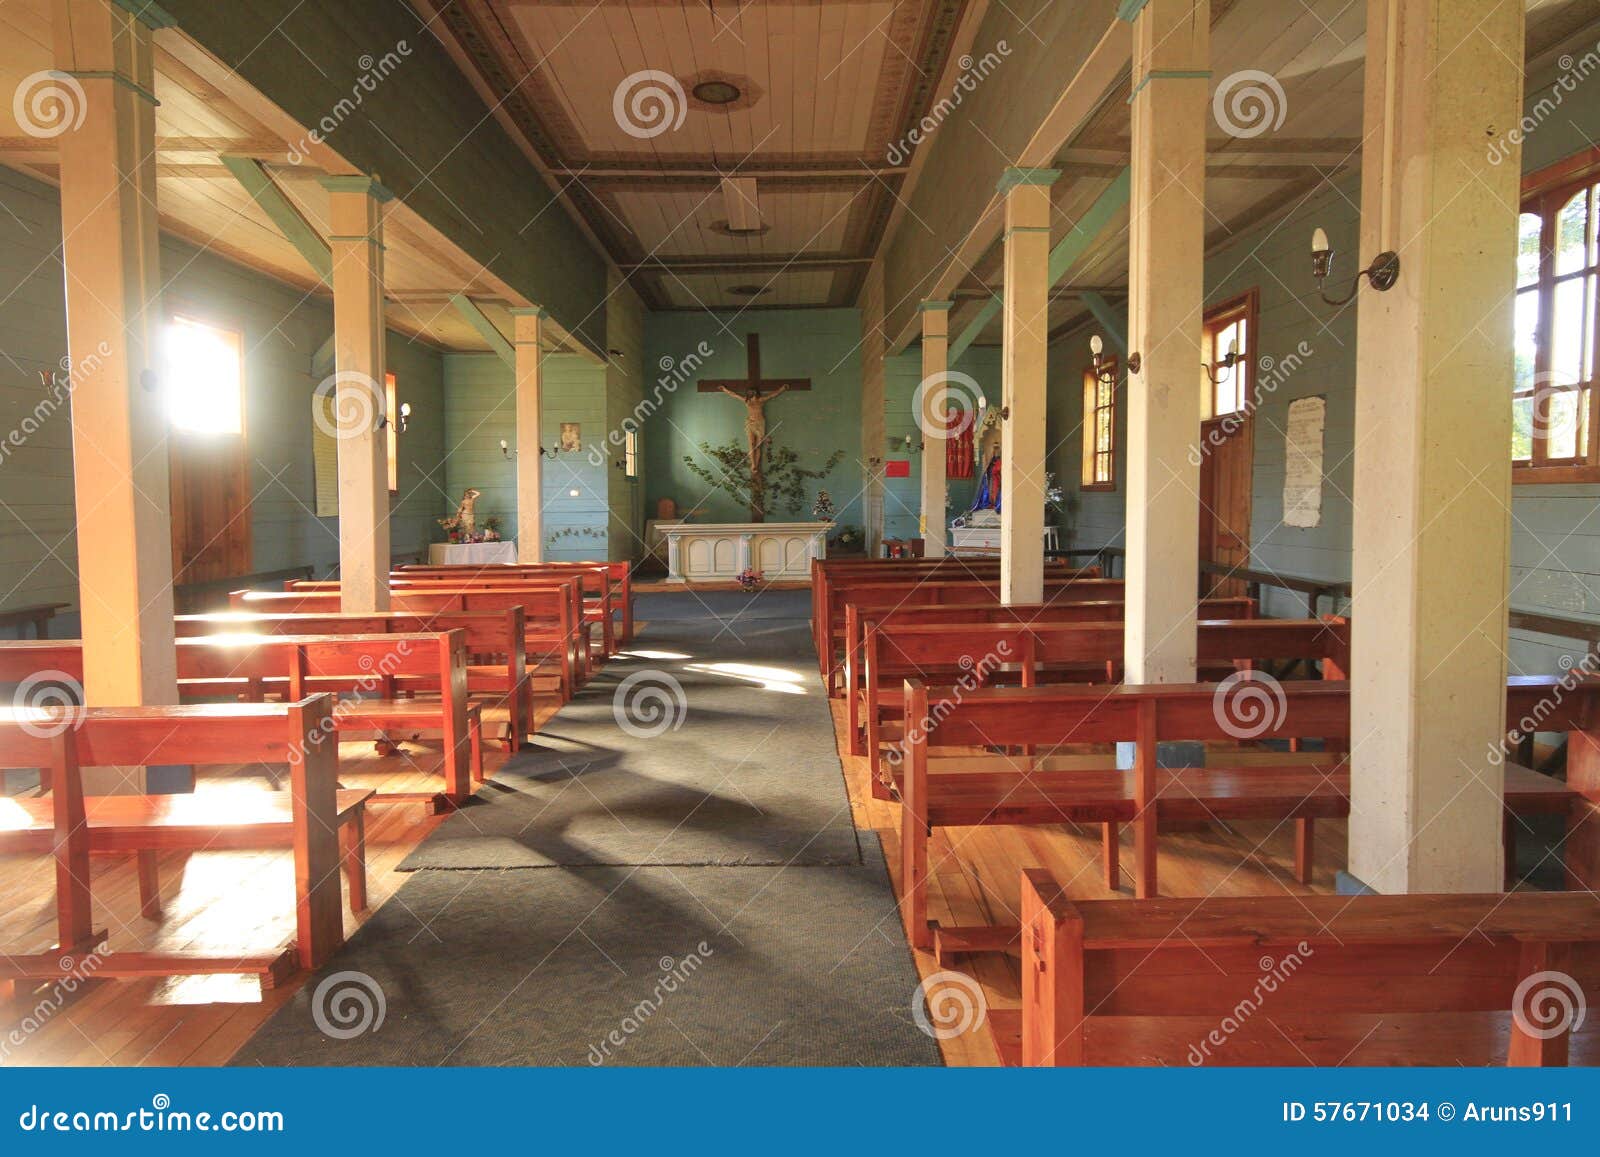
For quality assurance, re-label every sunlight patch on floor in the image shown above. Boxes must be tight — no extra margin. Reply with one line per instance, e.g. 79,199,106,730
683,661,806,694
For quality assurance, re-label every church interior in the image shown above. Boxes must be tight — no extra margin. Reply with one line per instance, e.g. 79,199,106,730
3,0,1600,1070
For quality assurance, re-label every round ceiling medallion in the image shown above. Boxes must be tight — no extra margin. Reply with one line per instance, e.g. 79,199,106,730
692,80,741,105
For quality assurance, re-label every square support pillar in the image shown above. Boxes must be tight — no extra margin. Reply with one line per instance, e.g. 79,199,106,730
55,0,177,720
998,168,1059,605
322,175,393,613
512,307,546,563
861,263,888,557
1123,0,1208,683
1348,0,1522,894
918,301,954,558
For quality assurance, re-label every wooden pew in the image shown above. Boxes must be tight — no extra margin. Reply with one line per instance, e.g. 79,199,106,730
397,560,635,643
0,631,478,810
895,678,1581,952
0,696,355,995
178,608,535,747
858,616,1347,784
819,574,1124,694
844,595,1259,750
230,584,584,692
290,573,617,658
1000,871,1600,1066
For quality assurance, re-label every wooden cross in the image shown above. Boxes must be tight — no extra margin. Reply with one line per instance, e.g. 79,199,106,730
697,333,811,478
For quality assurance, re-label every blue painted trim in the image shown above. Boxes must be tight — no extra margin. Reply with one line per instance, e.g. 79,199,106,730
220,156,332,284
450,295,516,367
1115,0,1149,21
1335,870,1377,896
996,167,1062,194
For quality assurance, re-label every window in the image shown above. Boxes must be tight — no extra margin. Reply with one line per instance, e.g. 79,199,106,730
1202,291,1256,418
1081,359,1115,490
166,315,243,435
623,427,639,479
1515,160,1600,479
385,372,399,492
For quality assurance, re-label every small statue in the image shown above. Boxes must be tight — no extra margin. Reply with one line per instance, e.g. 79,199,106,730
438,487,482,539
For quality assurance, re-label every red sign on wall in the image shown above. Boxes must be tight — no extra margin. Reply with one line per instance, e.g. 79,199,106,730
884,459,911,478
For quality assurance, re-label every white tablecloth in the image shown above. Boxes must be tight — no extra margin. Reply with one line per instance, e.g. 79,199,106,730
428,541,518,565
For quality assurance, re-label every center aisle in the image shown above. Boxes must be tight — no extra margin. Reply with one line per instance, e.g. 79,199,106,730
234,589,942,1067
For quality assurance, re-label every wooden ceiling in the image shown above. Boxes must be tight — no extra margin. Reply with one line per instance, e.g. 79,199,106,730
954,0,1600,347
0,0,553,354
416,0,968,312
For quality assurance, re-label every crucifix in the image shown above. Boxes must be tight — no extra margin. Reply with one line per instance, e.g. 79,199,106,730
697,332,811,482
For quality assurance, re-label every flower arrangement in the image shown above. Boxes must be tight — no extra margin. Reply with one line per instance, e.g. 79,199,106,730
812,490,837,521
736,567,763,592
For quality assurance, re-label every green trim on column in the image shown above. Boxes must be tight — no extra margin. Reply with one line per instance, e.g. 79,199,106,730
60,70,160,105
450,295,516,367
1115,0,1149,22
996,167,1062,194
1078,292,1127,358
220,155,332,284
918,300,954,312
111,0,180,28
508,306,548,318
312,333,337,375
319,175,396,203
1127,70,1213,102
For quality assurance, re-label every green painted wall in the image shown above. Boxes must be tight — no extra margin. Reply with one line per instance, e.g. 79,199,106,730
642,309,863,530
159,0,610,353
0,165,447,634
882,345,1001,540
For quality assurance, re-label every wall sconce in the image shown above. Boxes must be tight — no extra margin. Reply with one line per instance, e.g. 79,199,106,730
379,401,411,434
1202,339,1239,386
1311,227,1399,306
898,433,923,454
501,437,557,459
1091,333,1137,381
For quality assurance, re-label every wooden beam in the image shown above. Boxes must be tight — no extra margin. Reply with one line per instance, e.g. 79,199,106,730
1078,291,1126,356
449,294,515,367
219,155,332,284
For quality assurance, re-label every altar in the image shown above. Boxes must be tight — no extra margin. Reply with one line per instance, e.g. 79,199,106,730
428,541,518,565
663,522,830,583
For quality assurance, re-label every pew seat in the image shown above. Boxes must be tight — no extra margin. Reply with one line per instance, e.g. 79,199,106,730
993,873,1600,1066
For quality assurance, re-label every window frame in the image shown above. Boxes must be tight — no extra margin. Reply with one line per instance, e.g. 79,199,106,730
385,371,399,493
1201,289,1258,421
623,427,639,479
1081,357,1116,492
1515,149,1600,483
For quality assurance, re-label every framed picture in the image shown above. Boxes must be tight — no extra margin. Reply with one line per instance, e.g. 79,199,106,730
560,422,581,452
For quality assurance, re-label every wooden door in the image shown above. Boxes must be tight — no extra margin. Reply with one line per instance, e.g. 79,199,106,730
169,430,250,585
1197,416,1253,599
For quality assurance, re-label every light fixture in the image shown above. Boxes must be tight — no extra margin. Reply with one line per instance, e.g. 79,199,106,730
378,402,410,433
899,432,923,454
1311,226,1399,306
1091,333,1138,381
1202,339,1239,386
693,80,742,105
500,438,514,459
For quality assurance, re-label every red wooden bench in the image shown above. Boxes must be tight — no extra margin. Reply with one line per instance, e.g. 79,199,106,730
0,631,478,811
896,678,1581,953
397,559,635,644
846,596,1261,762
178,607,535,748
0,696,353,998
998,870,1600,1066
231,583,583,693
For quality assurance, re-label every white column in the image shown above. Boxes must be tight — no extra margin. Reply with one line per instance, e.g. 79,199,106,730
998,168,1058,604
918,301,953,557
322,175,392,613
862,263,888,557
1123,0,1207,683
1348,0,1521,894
55,0,177,725
512,307,546,563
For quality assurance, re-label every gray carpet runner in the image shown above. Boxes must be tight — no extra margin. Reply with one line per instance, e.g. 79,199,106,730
234,589,941,1067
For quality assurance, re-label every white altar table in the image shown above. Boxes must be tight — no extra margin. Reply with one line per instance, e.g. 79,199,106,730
428,541,518,565
664,521,830,582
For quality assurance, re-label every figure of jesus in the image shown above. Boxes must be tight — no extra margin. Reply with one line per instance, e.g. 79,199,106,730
716,383,793,474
